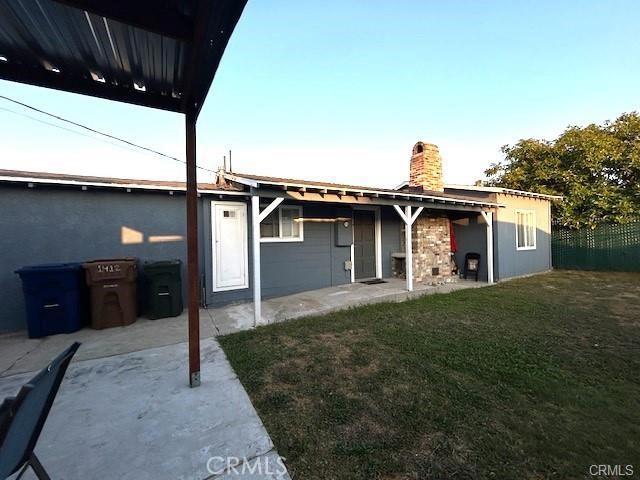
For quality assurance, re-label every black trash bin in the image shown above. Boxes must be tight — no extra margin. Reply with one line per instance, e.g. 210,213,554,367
15,263,87,338
143,260,183,319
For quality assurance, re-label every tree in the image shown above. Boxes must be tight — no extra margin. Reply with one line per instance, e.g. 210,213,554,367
484,113,640,228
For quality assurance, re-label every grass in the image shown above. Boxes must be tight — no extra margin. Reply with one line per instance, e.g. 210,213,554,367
219,271,640,479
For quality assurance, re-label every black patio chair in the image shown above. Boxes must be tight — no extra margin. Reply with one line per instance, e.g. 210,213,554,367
463,252,481,281
0,342,80,480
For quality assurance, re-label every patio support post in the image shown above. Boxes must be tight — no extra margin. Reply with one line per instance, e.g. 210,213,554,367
393,205,423,292
480,211,494,284
251,196,284,327
185,112,200,388
251,195,262,327
405,206,413,291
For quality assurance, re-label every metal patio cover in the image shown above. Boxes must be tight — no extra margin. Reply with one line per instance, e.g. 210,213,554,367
0,0,249,387
0,0,247,116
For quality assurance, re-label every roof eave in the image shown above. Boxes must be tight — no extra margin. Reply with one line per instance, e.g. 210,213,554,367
224,173,503,209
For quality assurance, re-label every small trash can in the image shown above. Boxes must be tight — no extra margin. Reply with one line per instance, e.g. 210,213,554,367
15,263,87,338
83,258,137,329
143,260,183,319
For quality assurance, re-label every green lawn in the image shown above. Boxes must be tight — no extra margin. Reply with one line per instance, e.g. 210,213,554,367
219,271,640,479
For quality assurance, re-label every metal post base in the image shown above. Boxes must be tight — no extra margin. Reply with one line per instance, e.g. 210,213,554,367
190,371,201,388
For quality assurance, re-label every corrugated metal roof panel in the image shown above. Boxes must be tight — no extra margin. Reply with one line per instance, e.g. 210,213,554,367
0,0,247,114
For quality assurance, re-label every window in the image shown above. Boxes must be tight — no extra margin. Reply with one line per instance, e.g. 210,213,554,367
516,210,536,250
260,205,303,242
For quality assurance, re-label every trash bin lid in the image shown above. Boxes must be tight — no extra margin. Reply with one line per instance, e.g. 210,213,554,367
144,260,181,267
83,258,137,284
15,263,83,275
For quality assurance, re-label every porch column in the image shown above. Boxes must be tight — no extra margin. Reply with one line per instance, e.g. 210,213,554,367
251,196,284,327
185,112,200,388
251,195,261,326
405,206,413,291
480,211,494,284
393,205,424,292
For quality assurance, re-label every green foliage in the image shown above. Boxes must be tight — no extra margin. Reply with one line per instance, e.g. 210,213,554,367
484,113,640,228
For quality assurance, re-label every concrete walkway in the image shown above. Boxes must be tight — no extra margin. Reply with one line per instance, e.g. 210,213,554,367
2,339,290,480
1,278,485,377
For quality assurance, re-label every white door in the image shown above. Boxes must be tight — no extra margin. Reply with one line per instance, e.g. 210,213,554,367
212,202,248,290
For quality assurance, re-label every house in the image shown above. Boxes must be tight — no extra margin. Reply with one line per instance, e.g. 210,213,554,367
0,142,559,333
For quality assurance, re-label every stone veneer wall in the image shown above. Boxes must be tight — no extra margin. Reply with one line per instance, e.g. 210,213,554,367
400,214,455,283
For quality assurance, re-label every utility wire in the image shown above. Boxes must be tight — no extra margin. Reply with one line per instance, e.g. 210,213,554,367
0,95,217,174
0,106,147,156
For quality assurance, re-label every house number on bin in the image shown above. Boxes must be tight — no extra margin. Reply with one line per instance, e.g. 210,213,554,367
97,264,121,273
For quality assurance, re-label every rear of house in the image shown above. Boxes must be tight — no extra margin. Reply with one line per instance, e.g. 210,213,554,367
0,143,558,333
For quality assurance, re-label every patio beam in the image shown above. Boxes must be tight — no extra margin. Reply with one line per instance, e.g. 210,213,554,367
393,204,408,223
256,189,489,212
410,207,424,225
185,111,200,388
258,197,283,223
480,211,494,284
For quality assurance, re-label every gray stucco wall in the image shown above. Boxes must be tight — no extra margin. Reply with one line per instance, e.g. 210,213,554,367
202,201,403,307
0,185,407,333
494,194,552,279
450,191,553,282
380,206,401,277
203,202,354,306
453,216,489,282
262,204,352,298
0,185,190,332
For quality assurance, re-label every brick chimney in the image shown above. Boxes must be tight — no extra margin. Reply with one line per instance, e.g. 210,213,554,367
409,141,444,192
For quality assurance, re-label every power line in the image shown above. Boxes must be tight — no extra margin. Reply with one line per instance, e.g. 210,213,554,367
0,94,217,174
0,106,148,156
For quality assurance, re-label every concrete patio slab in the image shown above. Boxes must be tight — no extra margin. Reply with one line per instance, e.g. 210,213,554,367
0,311,217,378
1,278,487,378
208,277,487,335
1,338,290,480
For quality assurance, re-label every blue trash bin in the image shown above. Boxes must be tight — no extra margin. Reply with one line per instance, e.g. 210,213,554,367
15,263,87,338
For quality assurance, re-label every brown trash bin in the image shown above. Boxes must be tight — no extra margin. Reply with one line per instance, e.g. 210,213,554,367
83,258,138,329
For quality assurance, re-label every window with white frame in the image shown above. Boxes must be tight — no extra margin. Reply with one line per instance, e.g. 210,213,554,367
516,210,536,250
260,205,303,242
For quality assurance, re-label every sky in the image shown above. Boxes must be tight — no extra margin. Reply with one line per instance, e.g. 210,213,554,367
1,0,639,188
